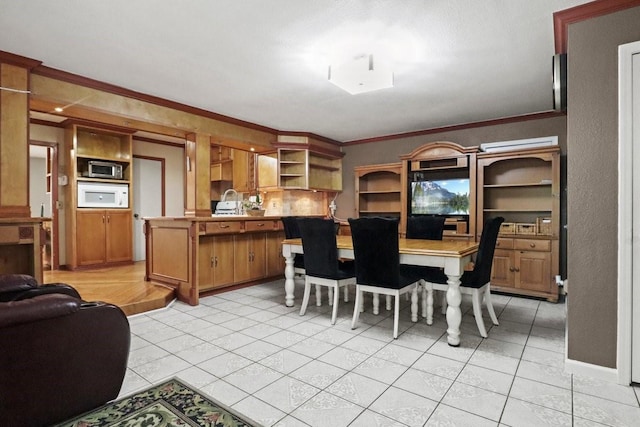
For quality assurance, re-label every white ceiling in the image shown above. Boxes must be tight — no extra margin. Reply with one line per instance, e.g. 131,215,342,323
1,0,588,142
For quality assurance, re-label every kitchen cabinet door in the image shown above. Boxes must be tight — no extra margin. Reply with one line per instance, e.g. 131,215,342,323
234,233,266,282
105,210,132,263
76,210,107,266
266,230,285,276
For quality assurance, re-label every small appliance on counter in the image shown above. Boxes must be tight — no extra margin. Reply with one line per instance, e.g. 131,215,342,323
213,200,240,216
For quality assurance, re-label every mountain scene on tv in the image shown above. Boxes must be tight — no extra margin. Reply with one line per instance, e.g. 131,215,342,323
411,180,470,215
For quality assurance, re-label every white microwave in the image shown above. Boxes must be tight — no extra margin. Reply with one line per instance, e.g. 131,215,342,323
77,182,129,209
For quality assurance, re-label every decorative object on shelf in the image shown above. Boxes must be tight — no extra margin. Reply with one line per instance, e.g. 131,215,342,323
242,194,264,216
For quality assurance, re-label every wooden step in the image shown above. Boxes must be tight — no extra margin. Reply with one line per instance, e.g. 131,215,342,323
43,262,175,316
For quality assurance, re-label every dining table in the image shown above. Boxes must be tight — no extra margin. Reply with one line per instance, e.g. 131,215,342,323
282,235,479,346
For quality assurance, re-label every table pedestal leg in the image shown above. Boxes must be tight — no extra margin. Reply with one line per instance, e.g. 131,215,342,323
411,286,418,322
284,255,295,307
446,274,462,346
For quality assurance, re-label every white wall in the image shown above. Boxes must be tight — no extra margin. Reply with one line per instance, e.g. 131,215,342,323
29,156,49,217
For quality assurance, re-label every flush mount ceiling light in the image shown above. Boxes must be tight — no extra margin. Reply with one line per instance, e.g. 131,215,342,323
328,54,393,95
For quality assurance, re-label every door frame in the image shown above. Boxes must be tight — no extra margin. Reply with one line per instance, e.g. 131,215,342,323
617,39,640,385
30,139,59,270
132,155,165,261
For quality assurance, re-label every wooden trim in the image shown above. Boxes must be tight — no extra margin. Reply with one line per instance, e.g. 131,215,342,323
0,51,42,69
61,118,136,135
133,155,167,217
272,142,345,159
133,135,185,149
30,140,59,270
30,118,65,128
276,131,342,147
344,111,565,146
32,64,280,135
553,0,640,54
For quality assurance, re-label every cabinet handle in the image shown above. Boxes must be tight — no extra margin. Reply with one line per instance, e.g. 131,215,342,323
211,256,215,268
220,224,229,229
509,267,515,272
102,215,106,224
214,256,218,267
257,223,265,227
529,243,536,248
515,268,520,272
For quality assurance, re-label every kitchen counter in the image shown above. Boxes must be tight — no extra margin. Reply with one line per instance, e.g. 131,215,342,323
144,216,286,305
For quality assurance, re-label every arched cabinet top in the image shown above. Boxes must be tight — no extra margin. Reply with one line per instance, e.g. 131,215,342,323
399,141,479,161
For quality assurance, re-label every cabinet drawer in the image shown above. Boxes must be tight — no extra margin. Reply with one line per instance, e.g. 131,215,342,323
206,221,242,234
495,238,514,249
245,220,278,232
514,239,551,252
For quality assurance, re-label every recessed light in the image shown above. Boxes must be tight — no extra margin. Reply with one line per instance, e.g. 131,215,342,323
54,107,64,113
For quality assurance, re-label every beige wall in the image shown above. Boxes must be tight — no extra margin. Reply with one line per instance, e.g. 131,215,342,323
566,6,640,369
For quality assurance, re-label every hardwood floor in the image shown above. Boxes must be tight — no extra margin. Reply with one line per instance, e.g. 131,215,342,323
43,262,175,316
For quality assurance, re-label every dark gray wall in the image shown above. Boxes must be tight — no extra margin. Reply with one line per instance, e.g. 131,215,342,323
567,6,640,369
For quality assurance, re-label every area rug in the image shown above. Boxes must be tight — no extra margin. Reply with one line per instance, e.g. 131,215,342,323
56,377,261,427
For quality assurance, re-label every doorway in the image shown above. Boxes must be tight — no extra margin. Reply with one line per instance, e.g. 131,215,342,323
29,141,58,270
133,156,164,261
618,39,640,385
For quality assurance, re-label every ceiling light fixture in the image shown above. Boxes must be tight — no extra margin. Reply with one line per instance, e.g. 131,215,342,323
54,107,64,113
328,54,393,95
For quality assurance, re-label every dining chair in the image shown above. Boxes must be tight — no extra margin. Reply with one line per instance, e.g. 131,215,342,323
281,216,306,276
297,217,356,324
348,217,423,339
422,216,504,338
406,215,447,318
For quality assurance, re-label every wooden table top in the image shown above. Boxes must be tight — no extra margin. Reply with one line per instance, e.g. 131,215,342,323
284,236,479,259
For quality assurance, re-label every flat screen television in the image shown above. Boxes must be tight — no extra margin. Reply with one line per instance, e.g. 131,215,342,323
410,178,470,215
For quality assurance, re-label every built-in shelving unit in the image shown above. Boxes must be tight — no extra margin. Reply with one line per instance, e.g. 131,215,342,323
355,163,402,218
277,148,343,191
477,146,560,301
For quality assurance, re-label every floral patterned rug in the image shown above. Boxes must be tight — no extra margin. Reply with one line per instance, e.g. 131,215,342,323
56,378,261,427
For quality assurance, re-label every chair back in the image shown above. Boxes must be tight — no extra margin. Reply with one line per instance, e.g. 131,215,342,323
281,216,302,239
406,216,446,240
348,217,400,287
297,218,340,277
469,216,504,284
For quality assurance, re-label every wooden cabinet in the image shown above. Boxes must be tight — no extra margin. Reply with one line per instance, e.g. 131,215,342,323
232,149,255,193
355,163,402,218
65,124,133,269
76,209,132,266
198,234,235,291
478,147,560,301
234,233,266,282
266,229,285,276
278,148,343,191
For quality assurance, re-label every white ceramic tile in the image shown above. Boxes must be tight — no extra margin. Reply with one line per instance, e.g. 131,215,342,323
199,378,249,407
457,364,514,395
369,386,437,427
476,338,525,359
425,403,498,427
427,336,480,363
232,395,287,427
210,331,256,351
573,374,640,406
412,353,465,380
290,359,347,389
223,362,283,394
189,323,234,341
233,339,282,362
508,377,572,414
174,365,218,389
374,342,423,367
253,376,321,413
262,330,308,348
325,372,388,407
573,391,640,426
516,360,571,390
341,334,390,356
174,341,226,365
259,349,313,375
133,354,192,383
521,345,565,369
349,409,406,427
501,397,572,427
288,337,335,359
197,351,253,378
128,344,170,368
155,333,205,353
394,367,453,401
219,316,259,331
239,322,282,339
352,355,409,385
272,415,312,427
317,347,369,371
390,330,440,352
442,382,508,421
291,391,363,427
117,369,151,398
468,349,519,375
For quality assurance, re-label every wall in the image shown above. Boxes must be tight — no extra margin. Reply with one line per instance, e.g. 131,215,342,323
566,6,640,369
29,156,49,217
132,140,185,217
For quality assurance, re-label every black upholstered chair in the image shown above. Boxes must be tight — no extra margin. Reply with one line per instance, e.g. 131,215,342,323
281,216,306,276
406,215,447,240
405,215,447,319
297,217,356,324
422,216,504,338
348,217,423,339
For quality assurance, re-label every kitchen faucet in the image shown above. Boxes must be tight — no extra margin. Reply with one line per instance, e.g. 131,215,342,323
221,188,240,214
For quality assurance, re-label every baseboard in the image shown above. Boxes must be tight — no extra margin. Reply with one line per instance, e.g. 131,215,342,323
564,357,621,384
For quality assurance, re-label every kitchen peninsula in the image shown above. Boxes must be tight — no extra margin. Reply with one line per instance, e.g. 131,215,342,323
144,216,285,305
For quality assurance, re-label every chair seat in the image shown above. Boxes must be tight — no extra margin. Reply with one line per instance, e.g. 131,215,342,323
310,261,355,281
420,268,484,288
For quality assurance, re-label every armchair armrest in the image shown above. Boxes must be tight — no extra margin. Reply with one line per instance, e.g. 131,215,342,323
0,274,37,297
0,294,80,328
10,283,82,301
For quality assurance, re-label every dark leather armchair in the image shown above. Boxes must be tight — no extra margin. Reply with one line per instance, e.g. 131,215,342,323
0,274,130,426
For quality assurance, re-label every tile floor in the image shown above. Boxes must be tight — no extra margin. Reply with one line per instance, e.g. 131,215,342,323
120,280,640,426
